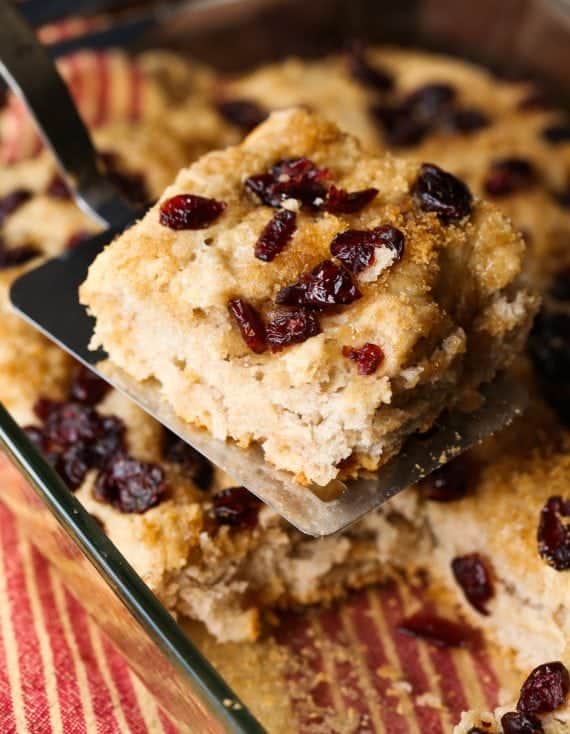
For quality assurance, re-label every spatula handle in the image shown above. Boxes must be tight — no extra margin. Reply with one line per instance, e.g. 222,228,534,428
0,0,138,228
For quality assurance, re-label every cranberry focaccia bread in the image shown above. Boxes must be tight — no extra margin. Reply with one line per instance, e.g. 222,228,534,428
81,108,536,486
223,47,570,287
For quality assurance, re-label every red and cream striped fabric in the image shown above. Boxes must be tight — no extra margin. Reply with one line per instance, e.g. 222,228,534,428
0,501,178,734
0,496,506,733
0,16,151,165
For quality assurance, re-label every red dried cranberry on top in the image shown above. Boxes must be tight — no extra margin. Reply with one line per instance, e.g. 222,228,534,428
451,553,494,615
245,157,329,210
484,157,537,197
537,496,570,570
228,297,267,354
69,365,110,406
159,193,226,230
216,99,268,132
397,611,474,648
342,343,384,375
0,189,32,225
162,429,214,491
324,185,378,214
266,307,321,352
501,712,544,734
541,122,570,145
276,259,362,310
517,661,570,715
413,163,473,221
254,209,296,262
346,42,394,91
330,224,405,274
213,486,261,529
417,455,476,502
95,455,167,514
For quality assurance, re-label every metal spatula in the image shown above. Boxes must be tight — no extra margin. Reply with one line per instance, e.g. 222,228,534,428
1,2,526,536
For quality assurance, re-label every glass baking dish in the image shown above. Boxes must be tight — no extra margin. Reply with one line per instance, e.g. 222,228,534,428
1,0,569,731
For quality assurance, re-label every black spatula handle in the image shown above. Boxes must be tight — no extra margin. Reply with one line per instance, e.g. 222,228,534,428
0,0,137,229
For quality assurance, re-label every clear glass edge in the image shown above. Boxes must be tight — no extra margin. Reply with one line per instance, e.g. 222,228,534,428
0,402,266,734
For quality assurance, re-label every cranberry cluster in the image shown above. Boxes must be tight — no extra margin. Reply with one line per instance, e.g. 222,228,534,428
229,156,411,359
369,80,490,148
499,660,570,732
25,365,167,514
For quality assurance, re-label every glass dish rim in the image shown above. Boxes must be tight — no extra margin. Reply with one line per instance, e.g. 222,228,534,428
0,402,266,734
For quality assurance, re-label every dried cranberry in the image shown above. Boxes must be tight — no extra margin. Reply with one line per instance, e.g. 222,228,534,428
245,157,329,210
442,107,490,133
254,209,296,262
159,193,226,230
371,102,429,147
372,83,458,148
404,83,456,121
46,174,71,200
213,486,261,529
342,343,384,375
0,189,31,225
330,224,404,274
266,308,321,351
66,231,92,249
56,443,90,490
324,185,378,214
537,496,570,570
413,163,473,221
163,430,213,490
517,661,570,715
417,455,476,502
346,42,394,91
228,297,267,353
484,158,537,197
216,99,268,132
501,712,544,734
88,415,126,468
41,401,100,446
100,152,149,207
541,122,570,144
69,365,110,405
276,260,361,310
0,241,40,268
528,309,570,425
451,553,493,615
95,455,167,513
397,612,474,648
